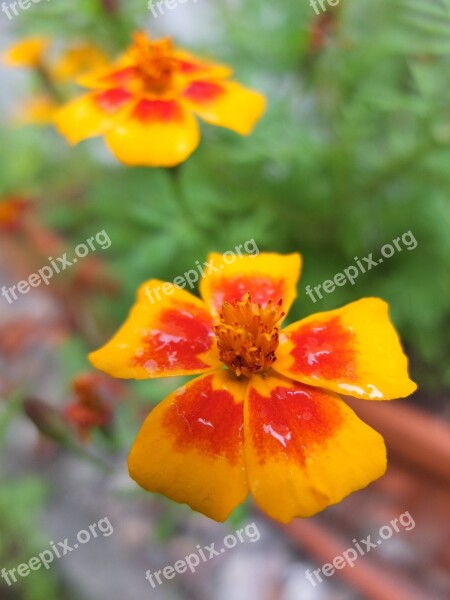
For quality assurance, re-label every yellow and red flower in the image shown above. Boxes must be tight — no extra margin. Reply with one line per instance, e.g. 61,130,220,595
54,32,266,167
89,253,416,523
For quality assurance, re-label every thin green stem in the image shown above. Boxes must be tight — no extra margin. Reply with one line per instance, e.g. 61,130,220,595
36,64,64,103
166,166,213,236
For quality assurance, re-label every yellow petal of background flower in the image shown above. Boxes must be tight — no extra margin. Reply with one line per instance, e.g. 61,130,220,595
89,279,221,379
14,95,57,125
173,50,233,81
105,99,200,167
51,44,110,82
128,370,249,522
3,37,50,68
54,89,133,144
182,80,266,135
244,372,387,523
199,252,301,319
75,58,137,90
274,298,417,400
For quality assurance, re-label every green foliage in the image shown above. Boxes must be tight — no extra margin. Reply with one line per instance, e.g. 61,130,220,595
0,478,60,600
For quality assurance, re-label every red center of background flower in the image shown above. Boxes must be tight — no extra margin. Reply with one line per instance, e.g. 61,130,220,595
183,81,225,104
133,99,183,123
130,33,177,93
95,88,132,113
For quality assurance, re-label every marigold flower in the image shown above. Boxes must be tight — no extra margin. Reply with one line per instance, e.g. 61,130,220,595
89,253,416,523
54,32,266,167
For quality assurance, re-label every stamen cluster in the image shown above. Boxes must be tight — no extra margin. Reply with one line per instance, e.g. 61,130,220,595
214,293,285,378
131,33,176,93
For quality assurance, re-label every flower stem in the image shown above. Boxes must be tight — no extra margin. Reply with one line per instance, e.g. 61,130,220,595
167,165,194,223
167,166,211,235
36,64,64,103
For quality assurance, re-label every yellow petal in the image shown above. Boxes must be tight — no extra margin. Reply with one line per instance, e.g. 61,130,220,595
274,298,417,400
199,252,302,320
105,99,200,167
173,49,233,80
74,56,137,89
182,79,266,135
244,372,387,523
89,279,221,379
3,37,50,68
128,370,249,521
54,89,133,144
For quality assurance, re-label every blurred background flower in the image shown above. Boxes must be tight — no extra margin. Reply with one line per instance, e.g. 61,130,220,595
53,32,266,167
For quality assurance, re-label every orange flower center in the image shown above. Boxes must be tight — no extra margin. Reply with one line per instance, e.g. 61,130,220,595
130,33,176,93
214,293,285,378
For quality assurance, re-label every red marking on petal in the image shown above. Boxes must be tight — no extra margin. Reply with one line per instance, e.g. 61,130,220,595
132,99,183,123
177,59,203,74
133,304,215,372
214,276,285,308
289,316,356,380
248,383,343,465
94,87,132,113
102,66,139,85
162,374,243,463
183,80,225,104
